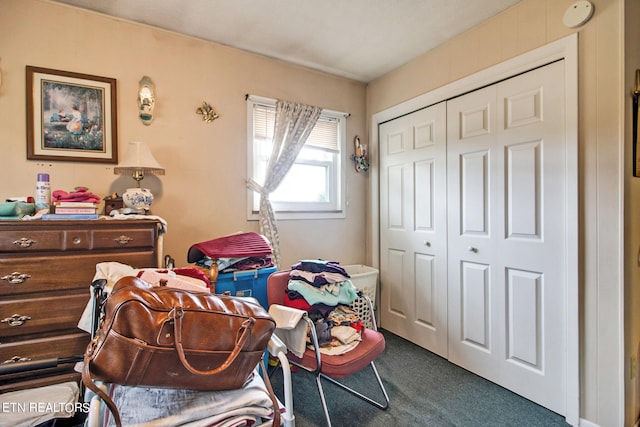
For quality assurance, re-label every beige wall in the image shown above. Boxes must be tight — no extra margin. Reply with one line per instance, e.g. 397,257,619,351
367,0,627,426
0,0,368,269
1,0,635,425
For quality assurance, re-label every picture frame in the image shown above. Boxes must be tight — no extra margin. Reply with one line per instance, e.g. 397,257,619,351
26,66,118,163
634,87,640,177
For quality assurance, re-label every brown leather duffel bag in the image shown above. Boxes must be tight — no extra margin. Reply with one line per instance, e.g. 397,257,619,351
82,276,278,426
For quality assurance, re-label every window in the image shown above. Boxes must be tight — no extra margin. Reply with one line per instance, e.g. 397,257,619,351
247,96,346,220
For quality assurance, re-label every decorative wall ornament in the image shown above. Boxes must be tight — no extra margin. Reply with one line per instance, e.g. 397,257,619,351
196,101,220,123
350,135,369,173
138,76,155,125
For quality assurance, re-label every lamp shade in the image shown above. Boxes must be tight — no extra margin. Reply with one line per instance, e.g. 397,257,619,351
114,141,165,176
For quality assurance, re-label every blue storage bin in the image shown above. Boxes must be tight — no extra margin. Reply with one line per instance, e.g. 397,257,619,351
214,266,276,308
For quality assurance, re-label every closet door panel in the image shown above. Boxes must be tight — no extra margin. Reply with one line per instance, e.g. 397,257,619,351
414,253,436,327
460,261,491,351
380,102,448,357
448,61,567,415
460,150,489,235
496,61,566,415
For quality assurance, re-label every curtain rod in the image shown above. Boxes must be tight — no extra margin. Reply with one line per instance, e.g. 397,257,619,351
245,94,350,118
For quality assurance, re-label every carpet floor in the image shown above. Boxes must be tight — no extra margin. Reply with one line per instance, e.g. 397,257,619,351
269,329,570,427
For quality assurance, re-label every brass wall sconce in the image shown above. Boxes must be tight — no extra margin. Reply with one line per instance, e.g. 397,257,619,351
196,101,220,123
350,135,369,173
138,76,155,126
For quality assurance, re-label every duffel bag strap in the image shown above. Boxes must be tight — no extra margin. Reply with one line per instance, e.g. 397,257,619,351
82,340,123,427
260,358,281,427
172,306,255,375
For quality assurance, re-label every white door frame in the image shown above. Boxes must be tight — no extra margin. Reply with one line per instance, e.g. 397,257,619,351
369,33,579,425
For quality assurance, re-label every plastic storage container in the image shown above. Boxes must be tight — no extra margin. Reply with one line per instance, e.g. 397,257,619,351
343,264,379,328
214,266,276,308
343,265,378,302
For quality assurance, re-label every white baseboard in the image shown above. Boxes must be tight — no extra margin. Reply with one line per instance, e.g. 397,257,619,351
579,418,600,427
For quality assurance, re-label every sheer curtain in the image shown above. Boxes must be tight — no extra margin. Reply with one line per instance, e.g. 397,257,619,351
247,99,322,267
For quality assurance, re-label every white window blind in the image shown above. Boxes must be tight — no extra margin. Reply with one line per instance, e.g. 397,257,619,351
253,103,340,152
247,96,347,220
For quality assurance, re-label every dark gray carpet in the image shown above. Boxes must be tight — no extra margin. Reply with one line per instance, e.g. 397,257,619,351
269,329,570,427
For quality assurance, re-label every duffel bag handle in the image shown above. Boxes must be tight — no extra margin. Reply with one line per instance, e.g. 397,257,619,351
171,306,255,376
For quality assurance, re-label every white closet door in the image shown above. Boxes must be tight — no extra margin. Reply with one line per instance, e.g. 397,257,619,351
447,60,566,414
379,102,448,357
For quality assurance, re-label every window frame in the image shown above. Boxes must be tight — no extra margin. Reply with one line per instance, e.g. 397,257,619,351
246,95,347,220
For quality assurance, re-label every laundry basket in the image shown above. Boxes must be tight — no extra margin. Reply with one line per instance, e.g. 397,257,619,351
343,265,378,328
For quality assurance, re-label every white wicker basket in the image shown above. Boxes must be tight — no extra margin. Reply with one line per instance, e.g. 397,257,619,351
344,265,378,328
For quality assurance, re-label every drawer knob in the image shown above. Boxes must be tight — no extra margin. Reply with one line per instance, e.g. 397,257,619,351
2,356,31,364
1,272,31,284
12,237,37,248
115,235,134,245
1,314,32,327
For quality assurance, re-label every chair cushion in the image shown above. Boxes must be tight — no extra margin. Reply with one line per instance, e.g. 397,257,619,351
289,328,385,379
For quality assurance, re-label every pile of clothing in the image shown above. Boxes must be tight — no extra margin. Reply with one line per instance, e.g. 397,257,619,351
52,187,101,203
284,260,364,355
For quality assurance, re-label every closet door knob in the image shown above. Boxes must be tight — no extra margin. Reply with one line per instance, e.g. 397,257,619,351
468,246,478,253
423,241,431,247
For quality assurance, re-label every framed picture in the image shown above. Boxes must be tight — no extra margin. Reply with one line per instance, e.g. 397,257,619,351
634,88,640,177
26,66,118,163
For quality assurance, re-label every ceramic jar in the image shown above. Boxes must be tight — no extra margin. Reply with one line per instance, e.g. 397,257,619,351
123,188,153,211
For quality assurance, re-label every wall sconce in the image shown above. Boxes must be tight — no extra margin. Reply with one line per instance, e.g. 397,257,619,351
196,101,220,123
138,76,155,125
351,135,369,173
114,141,165,212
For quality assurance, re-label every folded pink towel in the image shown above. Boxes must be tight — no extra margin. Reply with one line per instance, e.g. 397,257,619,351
52,187,101,203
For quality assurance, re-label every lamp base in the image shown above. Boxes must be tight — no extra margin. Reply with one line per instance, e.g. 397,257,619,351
123,188,154,211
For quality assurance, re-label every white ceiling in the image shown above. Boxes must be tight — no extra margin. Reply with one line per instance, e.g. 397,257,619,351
51,0,522,82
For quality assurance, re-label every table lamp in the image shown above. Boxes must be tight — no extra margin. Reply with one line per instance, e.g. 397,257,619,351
114,141,165,212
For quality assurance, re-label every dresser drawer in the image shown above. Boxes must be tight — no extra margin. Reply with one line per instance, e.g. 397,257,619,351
0,228,155,253
0,332,90,365
0,251,157,296
92,227,156,250
0,292,89,338
0,229,67,252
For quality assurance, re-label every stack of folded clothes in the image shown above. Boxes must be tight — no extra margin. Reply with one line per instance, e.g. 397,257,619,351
284,260,364,355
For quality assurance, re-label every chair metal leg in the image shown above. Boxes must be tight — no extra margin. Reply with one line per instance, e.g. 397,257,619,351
315,375,333,427
319,361,390,410
307,360,390,426
287,310,390,425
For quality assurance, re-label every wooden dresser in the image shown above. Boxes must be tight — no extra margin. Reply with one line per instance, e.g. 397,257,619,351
0,219,161,392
